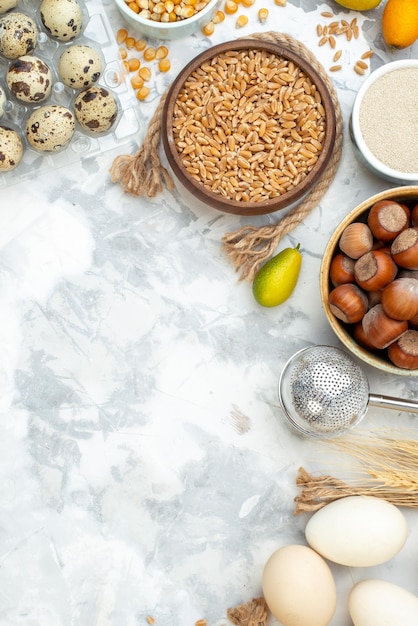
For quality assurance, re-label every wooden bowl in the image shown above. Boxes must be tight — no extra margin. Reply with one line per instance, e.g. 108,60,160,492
161,39,337,216
320,186,418,377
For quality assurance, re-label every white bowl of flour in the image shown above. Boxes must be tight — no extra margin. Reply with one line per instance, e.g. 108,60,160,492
350,60,418,185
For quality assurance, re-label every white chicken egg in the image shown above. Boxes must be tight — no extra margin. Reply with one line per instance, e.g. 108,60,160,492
26,104,75,151
0,0,19,14
7,55,52,103
58,44,103,89
349,579,418,626
262,544,337,626
305,495,407,567
74,86,118,134
0,11,38,59
40,0,83,41
0,124,24,171
0,84,6,116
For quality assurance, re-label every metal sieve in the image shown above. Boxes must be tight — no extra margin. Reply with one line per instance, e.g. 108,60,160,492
278,345,418,438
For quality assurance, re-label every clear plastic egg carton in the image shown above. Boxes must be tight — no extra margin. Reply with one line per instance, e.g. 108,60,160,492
0,0,144,187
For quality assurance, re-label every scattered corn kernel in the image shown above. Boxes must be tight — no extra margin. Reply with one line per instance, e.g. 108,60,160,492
139,66,152,80
241,0,254,6
258,7,268,22
143,47,156,61
212,9,224,22
135,38,147,51
119,46,128,60
235,14,248,27
224,0,238,14
127,57,141,71
125,36,136,49
136,86,150,100
156,45,169,59
123,60,129,71
116,28,128,44
131,74,144,89
274,0,287,5
202,20,214,35
158,58,171,72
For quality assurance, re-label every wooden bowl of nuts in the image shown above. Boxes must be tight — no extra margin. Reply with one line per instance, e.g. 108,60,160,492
114,0,221,39
320,186,418,376
161,39,337,216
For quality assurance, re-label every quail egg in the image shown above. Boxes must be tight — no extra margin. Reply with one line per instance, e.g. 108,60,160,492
74,86,118,134
26,104,75,151
58,44,103,89
7,55,53,103
40,0,83,41
0,0,19,14
0,84,6,117
0,12,38,59
0,125,24,171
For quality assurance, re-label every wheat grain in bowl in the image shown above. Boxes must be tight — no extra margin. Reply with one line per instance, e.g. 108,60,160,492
162,40,336,216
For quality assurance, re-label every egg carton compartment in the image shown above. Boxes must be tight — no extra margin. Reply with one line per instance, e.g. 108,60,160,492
0,0,144,186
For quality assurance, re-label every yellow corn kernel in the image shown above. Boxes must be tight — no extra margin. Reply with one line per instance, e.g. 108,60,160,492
136,86,150,100
137,0,149,7
134,39,147,51
235,14,248,27
158,58,171,72
180,5,195,17
131,74,144,89
153,1,165,12
128,2,140,11
125,36,136,49
160,11,170,20
123,60,129,72
274,0,287,5
119,46,128,59
143,47,156,61
169,11,177,20
258,7,268,21
139,66,152,81
156,45,169,59
241,0,254,6
116,28,128,44
202,20,214,35
212,9,224,22
224,0,238,14
127,57,141,71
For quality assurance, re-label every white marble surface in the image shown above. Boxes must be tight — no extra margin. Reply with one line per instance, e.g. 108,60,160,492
0,1,418,624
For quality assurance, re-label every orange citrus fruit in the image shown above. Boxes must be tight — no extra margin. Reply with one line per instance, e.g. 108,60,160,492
382,0,418,49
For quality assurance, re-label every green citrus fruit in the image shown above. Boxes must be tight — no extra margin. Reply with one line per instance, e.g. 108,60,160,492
252,244,302,307
333,0,382,9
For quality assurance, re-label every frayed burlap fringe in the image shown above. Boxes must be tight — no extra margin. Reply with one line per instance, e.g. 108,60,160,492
110,92,174,197
227,597,269,626
109,31,343,280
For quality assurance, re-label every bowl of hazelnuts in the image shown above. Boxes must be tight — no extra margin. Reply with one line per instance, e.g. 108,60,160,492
320,186,418,376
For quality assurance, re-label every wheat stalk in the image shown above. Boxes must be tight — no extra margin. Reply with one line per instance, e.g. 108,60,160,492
295,429,418,514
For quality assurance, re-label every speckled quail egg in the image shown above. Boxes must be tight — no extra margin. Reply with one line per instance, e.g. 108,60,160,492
7,55,52,103
74,86,118,134
40,0,83,41
0,84,6,117
58,44,103,89
0,12,38,59
26,104,75,151
0,0,19,15
0,125,24,171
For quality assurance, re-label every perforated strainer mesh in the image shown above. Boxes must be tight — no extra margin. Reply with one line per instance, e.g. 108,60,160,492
278,345,370,437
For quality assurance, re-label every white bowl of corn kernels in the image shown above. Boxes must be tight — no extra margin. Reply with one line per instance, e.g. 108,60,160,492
114,0,221,39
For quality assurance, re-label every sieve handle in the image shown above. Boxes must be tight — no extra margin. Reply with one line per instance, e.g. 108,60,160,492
368,394,418,415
